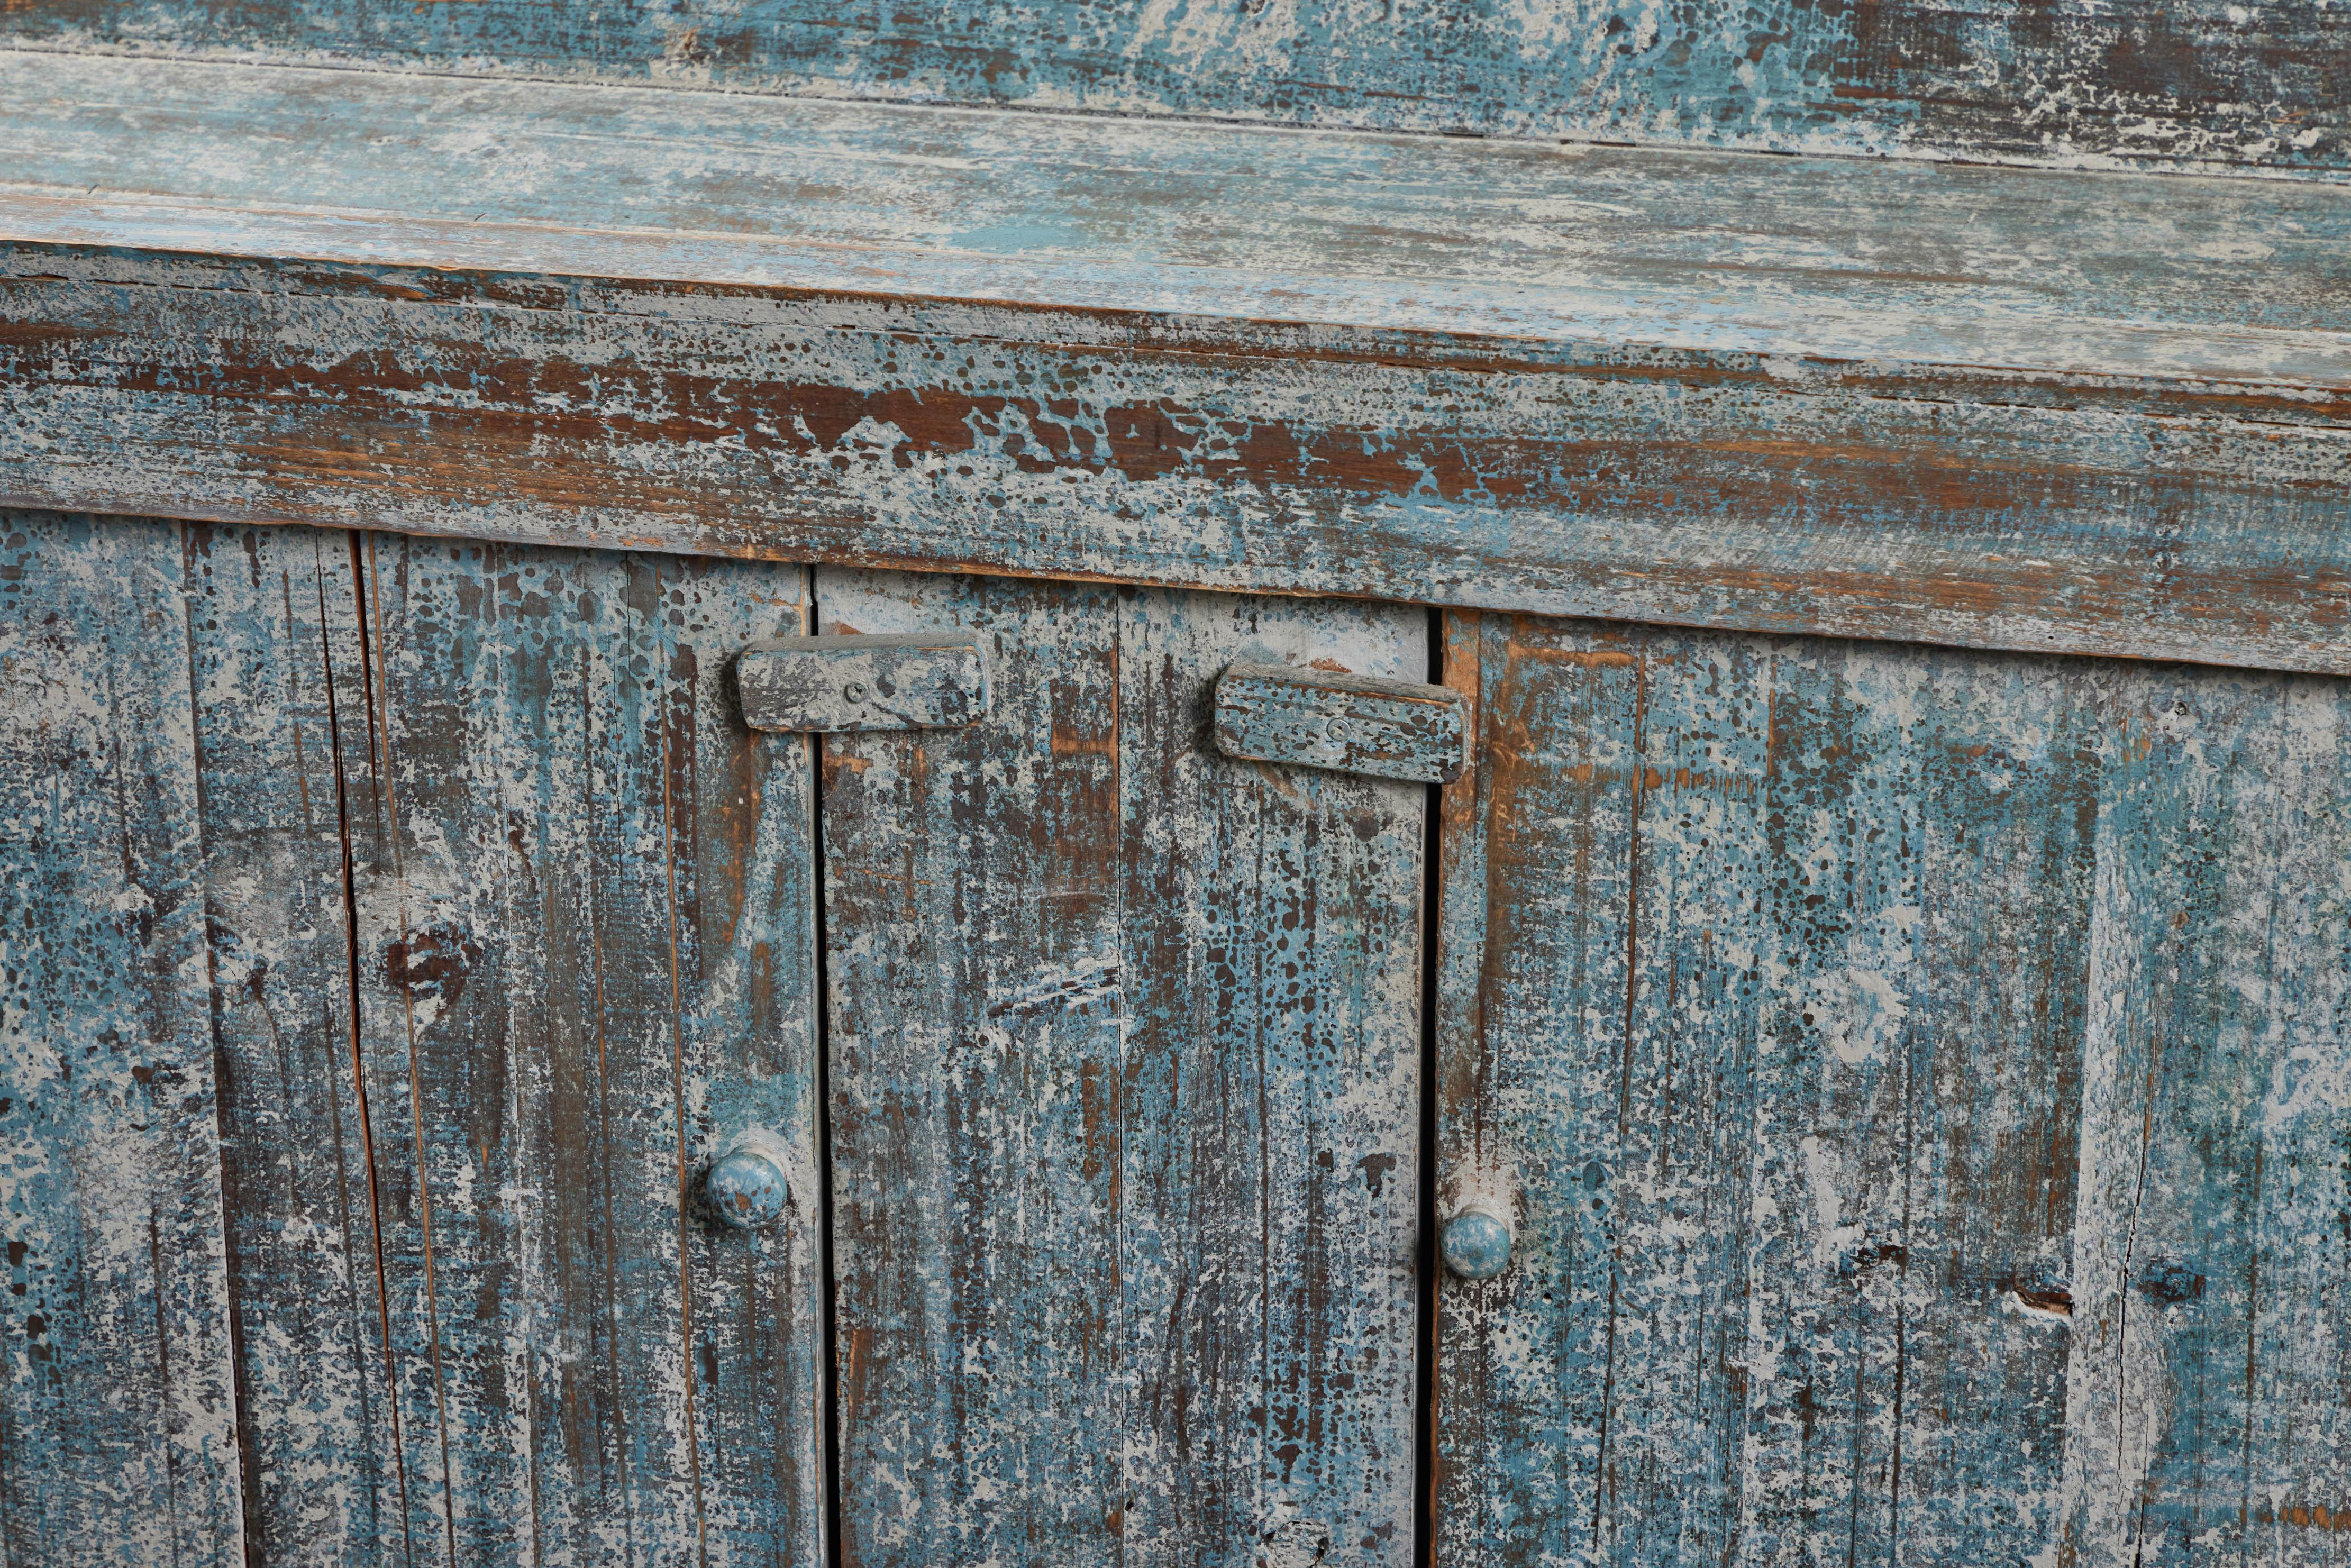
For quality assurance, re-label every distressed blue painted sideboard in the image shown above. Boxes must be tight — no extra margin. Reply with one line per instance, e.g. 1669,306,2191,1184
0,2,2346,1564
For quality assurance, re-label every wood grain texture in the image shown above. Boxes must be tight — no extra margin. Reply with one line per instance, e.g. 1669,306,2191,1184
1435,613,2100,1566
1214,664,1468,784
183,519,411,1562
0,0,2342,173
3,54,2349,383
2059,665,2351,1567
737,633,987,733
2,54,2346,678
4,244,2348,678
817,570,1424,1568
0,509,245,1564
1436,611,2351,1566
333,533,827,1566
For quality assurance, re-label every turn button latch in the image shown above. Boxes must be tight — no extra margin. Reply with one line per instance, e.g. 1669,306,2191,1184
737,631,987,732
1213,663,1469,783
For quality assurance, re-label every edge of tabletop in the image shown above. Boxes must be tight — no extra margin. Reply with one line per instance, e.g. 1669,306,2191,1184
3,52,2349,679
0,50,2346,394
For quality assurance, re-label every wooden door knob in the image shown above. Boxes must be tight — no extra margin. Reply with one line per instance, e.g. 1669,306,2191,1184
1441,1204,1512,1280
705,1129,792,1230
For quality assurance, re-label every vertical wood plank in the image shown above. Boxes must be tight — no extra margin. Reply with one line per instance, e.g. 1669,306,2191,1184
1732,644,2096,1567
677,557,830,1568
1435,616,2097,1567
2061,667,2351,1568
1117,592,1424,1568
348,532,519,1565
183,521,411,1562
821,572,1129,1568
0,509,244,1564
819,571,1424,1568
344,534,825,1566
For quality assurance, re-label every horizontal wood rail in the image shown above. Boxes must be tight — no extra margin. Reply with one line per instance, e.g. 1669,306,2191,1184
2,52,2347,672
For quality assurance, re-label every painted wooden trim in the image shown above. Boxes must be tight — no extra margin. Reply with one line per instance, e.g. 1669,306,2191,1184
3,245,2347,676
0,56,2346,676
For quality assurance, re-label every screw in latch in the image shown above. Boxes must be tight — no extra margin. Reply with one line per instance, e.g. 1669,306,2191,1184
843,679,870,704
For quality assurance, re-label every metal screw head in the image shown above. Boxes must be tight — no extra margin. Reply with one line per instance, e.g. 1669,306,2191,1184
843,680,870,704
705,1135,791,1230
1442,1205,1513,1281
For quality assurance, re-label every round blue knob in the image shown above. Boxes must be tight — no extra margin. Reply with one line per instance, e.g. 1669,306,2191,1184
706,1136,790,1230
1442,1207,1512,1281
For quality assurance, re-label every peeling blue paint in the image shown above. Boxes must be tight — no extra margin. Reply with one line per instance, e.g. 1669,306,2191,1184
0,0,2342,172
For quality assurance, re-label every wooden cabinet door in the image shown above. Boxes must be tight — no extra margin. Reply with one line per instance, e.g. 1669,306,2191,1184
814,571,1429,1568
20,514,2345,1568
314,531,830,1566
0,510,244,1565
1432,614,2351,1568
4,513,832,1566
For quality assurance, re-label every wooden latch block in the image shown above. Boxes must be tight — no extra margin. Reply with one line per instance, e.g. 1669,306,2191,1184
738,632,988,732
1212,663,1468,784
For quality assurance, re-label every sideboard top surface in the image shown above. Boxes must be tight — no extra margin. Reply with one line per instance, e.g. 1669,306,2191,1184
2,51,2347,393
2,49,2347,677
0,0,2343,176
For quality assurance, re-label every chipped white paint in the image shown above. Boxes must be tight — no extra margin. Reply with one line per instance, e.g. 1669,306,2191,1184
0,53,2346,387
2057,668,2351,1567
5,229,2347,677
820,569,1424,1568
0,510,245,1565
1437,616,2107,1567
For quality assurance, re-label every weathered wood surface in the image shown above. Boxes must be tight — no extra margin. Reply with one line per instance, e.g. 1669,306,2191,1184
3,54,2350,382
1434,610,2351,1566
2,509,831,1562
336,534,829,1566
184,519,409,1561
1434,613,2098,1564
2,53,2346,677
0,0,2343,173
8,509,2346,1568
0,510,245,1563
739,633,987,734
2058,664,2351,1567
4,242,2348,678
817,570,1425,1567
1214,663,1468,783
